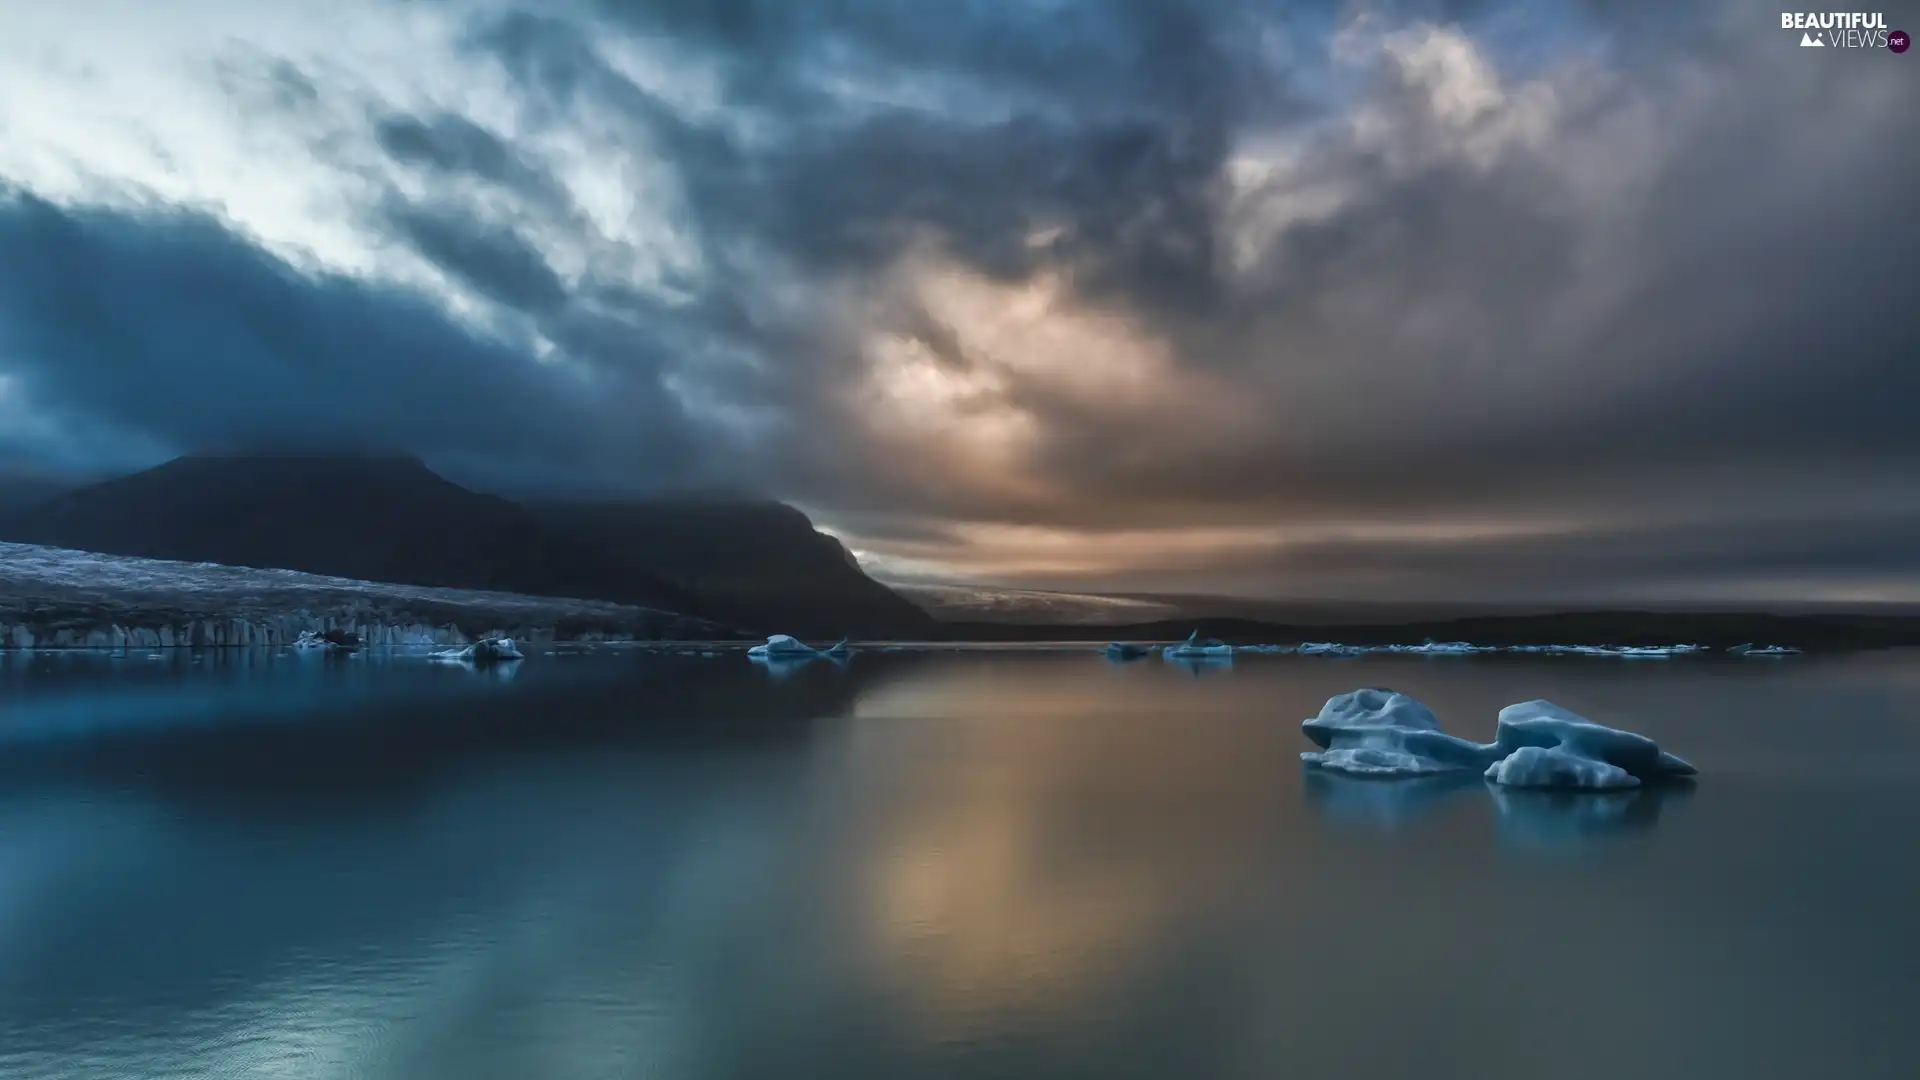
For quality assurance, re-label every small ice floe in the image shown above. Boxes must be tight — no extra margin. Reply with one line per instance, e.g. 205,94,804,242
1300,689,1695,791
1728,643,1801,657
1163,631,1234,660
746,635,851,660
1105,642,1152,661
1395,641,1491,655
1297,642,1369,656
431,637,524,665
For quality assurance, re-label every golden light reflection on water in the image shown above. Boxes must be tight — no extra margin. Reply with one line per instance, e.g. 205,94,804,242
842,660,1290,1035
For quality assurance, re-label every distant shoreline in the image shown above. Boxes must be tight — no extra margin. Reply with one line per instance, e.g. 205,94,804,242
9,541,1920,653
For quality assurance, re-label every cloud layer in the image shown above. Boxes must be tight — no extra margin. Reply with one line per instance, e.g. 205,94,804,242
1,0,1916,601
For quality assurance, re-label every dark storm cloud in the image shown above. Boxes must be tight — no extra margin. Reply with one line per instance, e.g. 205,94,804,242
380,200,570,313
0,188,703,486
4,0,1918,599
371,110,577,210
447,0,1920,527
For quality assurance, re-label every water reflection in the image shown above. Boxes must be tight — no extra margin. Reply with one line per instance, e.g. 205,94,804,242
0,650,1915,1079
1490,783,1693,850
1303,766,1693,851
1165,655,1234,677
1302,769,1482,831
750,653,851,680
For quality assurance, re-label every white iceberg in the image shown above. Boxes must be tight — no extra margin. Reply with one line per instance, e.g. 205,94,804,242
1729,643,1800,656
1485,745,1636,790
431,637,524,665
1489,699,1695,786
746,635,851,663
1299,689,1493,776
1163,631,1234,660
1300,690,1695,790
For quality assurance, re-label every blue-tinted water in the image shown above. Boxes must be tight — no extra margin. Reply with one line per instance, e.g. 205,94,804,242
0,647,1915,1079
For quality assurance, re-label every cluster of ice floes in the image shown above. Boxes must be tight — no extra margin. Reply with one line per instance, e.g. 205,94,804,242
1300,688,1695,791
1291,642,1712,657
1105,638,1804,658
430,637,524,665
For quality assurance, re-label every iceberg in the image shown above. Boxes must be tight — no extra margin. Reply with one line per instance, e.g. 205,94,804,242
1105,641,1152,661
1299,690,1695,790
746,634,850,660
1163,631,1234,660
1299,689,1493,776
431,637,524,665
1729,643,1801,656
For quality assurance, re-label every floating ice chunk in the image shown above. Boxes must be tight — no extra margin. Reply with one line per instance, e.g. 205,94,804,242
1484,745,1638,790
1491,699,1695,781
1403,641,1486,654
748,634,813,658
1306,746,1465,776
1297,642,1366,656
1299,690,1695,789
431,637,524,664
1105,642,1151,660
1729,643,1801,656
1163,631,1233,659
1299,688,1495,776
746,635,850,676
746,635,849,660
1303,687,1444,736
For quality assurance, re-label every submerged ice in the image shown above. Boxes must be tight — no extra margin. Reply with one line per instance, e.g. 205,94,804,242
1300,689,1695,790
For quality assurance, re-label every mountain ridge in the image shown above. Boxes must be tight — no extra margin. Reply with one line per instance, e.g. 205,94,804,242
0,454,931,637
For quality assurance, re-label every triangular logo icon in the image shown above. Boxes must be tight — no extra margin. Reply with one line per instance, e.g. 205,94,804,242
1800,31,1824,46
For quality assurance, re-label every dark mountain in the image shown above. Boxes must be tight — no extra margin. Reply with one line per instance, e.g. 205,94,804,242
529,498,936,638
3,453,698,616
0,454,933,637
0,470,79,534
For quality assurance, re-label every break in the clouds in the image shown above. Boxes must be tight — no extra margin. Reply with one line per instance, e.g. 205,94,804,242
0,0,1915,602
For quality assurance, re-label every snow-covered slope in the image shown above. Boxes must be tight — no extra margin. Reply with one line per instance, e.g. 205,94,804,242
0,542,722,648
897,583,1180,625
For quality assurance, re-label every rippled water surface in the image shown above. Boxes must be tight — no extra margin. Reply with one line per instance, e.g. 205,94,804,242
0,647,1916,1079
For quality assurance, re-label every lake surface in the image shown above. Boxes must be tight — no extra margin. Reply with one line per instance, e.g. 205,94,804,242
0,646,1916,1079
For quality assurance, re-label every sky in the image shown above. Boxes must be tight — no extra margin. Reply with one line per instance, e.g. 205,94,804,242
0,0,1915,604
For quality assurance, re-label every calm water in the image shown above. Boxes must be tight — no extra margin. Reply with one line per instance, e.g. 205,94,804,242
0,646,1916,1079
